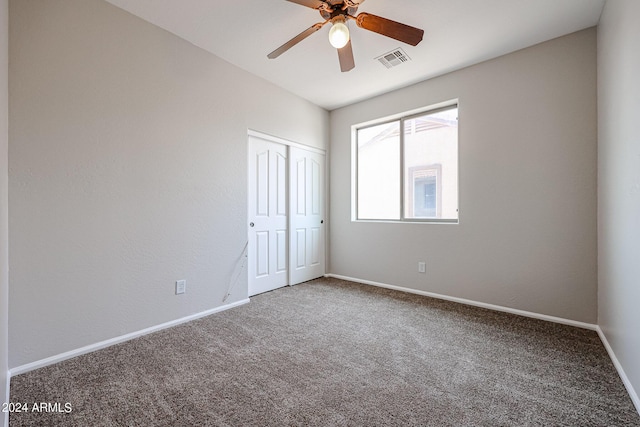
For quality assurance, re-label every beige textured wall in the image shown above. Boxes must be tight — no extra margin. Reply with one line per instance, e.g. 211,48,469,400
597,0,640,411
1,0,8,423
8,0,328,368
329,29,598,323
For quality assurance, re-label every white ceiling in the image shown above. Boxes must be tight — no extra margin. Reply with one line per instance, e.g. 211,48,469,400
103,0,605,110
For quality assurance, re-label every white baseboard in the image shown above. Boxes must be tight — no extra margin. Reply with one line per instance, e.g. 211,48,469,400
325,274,597,330
596,326,640,415
9,298,250,377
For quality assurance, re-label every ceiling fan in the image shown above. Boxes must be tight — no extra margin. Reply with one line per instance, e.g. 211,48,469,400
267,0,424,72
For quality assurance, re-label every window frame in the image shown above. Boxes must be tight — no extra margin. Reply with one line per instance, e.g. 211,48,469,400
352,102,459,224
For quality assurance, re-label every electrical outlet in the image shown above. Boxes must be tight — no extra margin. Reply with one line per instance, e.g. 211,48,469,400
418,262,426,273
176,280,186,295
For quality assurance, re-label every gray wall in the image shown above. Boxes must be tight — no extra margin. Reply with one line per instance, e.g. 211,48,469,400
598,0,640,408
1,0,8,424
329,29,598,323
9,0,328,368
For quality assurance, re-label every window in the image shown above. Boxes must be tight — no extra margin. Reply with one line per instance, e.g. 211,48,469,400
355,104,458,222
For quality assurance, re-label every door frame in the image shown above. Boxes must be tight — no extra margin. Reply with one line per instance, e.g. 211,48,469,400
248,130,326,157
247,130,327,295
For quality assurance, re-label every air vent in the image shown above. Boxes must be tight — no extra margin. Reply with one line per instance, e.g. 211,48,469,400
376,48,411,69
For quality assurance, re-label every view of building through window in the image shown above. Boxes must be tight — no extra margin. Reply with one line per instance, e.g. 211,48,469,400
356,105,458,222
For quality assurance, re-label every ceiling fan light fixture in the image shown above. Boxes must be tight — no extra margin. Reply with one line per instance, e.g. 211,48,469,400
329,17,349,49
268,1,424,72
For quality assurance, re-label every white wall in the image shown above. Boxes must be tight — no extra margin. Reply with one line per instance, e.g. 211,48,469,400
329,29,598,323
8,0,328,368
597,0,640,409
1,0,9,423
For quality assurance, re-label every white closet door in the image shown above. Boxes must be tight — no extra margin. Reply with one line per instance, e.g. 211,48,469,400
289,146,325,285
248,137,288,296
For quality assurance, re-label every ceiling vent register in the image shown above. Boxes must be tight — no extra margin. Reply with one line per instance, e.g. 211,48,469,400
376,48,411,68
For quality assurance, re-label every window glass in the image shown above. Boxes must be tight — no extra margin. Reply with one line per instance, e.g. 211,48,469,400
355,105,458,222
404,108,458,220
357,121,400,220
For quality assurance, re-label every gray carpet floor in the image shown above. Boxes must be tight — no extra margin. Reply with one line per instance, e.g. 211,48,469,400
9,277,640,426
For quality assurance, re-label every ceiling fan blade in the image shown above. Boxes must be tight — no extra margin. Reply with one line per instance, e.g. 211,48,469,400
267,22,327,59
337,40,355,72
355,12,424,46
286,0,326,9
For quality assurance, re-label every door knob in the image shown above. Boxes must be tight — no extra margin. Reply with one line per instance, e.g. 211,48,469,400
249,222,254,227
321,220,324,224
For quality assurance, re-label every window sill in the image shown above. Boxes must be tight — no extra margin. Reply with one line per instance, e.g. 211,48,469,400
352,219,459,225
